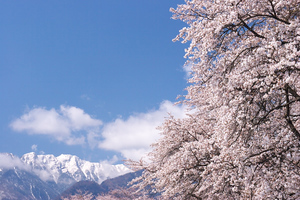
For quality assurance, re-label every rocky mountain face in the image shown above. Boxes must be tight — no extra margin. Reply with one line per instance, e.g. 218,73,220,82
58,170,161,200
58,170,143,199
0,152,131,200
0,168,60,200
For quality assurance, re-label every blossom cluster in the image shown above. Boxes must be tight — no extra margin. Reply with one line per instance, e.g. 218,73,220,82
131,0,300,199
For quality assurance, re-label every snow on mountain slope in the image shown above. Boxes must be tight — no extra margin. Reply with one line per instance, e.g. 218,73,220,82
0,152,132,198
21,152,131,184
0,168,60,200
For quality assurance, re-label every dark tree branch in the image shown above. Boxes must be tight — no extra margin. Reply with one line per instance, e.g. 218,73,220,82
285,84,300,140
238,15,265,39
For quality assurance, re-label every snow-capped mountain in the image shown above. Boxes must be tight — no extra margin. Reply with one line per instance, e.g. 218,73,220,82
21,152,131,185
0,152,132,199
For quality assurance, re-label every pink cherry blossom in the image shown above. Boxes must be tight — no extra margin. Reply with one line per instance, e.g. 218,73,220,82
130,0,300,199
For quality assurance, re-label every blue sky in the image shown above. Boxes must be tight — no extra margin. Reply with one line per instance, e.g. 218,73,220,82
0,0,189,163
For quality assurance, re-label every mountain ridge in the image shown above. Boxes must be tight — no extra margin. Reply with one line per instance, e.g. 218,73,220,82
21,152,131,185
57,170,143,200
0,152,132,199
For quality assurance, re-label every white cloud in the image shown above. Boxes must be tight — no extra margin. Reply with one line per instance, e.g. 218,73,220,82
0,154,55,182
100,155,119,165
32,169,52,182
0,154,30,171
183,63,193,79
10,101,190,161
40,151,45,155
31,144,38,151
10,105,103,146
80,94,91,100
98,100,189,161
87,131,101,149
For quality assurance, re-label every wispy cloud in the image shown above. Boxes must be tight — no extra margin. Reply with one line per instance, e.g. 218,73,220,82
80,94,91,101
0,154,52,181
31,144,38,151
0,153,30,171
183,63,193,80
10,105,102,146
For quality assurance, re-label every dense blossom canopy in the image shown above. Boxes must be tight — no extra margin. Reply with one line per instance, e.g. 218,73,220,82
131,0,300,199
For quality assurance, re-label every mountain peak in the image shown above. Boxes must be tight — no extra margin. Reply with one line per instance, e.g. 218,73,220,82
0,152,136,200
57,154,75,160
20,152,131,185
21,151,37,160
1,152,131,194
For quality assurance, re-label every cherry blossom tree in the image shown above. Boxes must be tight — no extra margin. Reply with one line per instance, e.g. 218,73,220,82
131,0,300,199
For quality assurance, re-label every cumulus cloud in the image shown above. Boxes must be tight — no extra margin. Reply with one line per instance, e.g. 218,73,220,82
99,100,189,161
10,105,103,146
10,101,189,161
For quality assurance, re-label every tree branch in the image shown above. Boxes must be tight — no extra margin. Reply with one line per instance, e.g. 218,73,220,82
238,14,265,39
285,84,300,140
